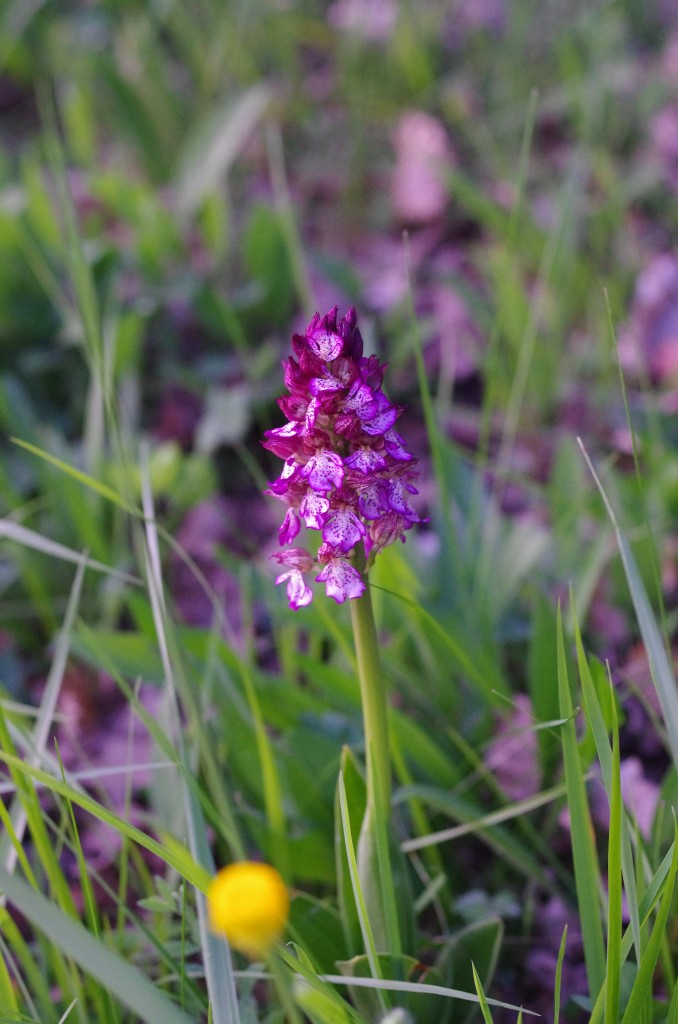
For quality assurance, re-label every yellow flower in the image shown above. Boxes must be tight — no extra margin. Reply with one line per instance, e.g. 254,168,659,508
207,861,289,959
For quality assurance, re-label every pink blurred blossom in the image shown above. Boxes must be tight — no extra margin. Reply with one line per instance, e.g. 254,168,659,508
648,105,678,191
484,694,541,802
328,0,397,42
618,252,678,382
391,112,453,225
620,757,660,839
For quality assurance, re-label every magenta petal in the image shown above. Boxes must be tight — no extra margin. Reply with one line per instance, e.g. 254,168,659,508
307,329,344,362
279,508,301,544
361,401,398,436
287,572,313,610
300,490,330,529
266,457,301,496
344,447,387,474
271,547,315,572
301,449,344,492
315,558,365,603
343,381,378,419
305,396,320,432
263,420,304,457
357,480,389,519
322,508,366,552
309,372,344,396
383,427,413,461
387,479,418,516
275,568,313,610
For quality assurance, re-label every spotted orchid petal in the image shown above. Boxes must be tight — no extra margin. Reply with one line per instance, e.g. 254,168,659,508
300,490,330,529
315,558,365,604
344,447,387,474
387,478,418,516
307,329,344,362
322,508,366,552
301,448,344,492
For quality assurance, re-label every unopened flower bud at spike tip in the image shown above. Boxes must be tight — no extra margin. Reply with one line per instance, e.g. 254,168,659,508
208,862,289,960
263,306,424,609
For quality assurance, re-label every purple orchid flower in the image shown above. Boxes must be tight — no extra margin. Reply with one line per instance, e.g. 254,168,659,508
263,306,423,608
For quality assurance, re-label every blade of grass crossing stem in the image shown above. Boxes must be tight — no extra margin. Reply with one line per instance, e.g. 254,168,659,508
579,440,678,773
621,827,678,1023
337,772,388,1015
571,595,642,962
140,460,242,1024
0,864,194,1024
556,604,606,999
604,691,622,1024
471,963,495,1024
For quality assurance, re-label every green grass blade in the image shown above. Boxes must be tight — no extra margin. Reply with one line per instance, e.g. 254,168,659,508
553,926,567,1024
0,517,140,586
620,828,678,1024
337,772,386,1011
556,603,606,998
572,597,642,962
604,695,622,1024
0,865,194,1024
0,750,209,889
471,963,495,1024
401,779,570,851
579,440,678,772
315,973,536,1017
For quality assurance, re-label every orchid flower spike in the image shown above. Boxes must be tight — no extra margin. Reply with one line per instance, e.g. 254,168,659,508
263,306,423,609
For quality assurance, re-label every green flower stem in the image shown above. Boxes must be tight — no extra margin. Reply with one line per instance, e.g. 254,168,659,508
349,569,391,821
349,556,403,954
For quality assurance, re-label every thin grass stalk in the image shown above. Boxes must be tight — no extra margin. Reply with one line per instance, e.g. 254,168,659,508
337,772,389,1016
621,828,678,1022
553,926,567,1024
604,697,622,1024
556,603,606,999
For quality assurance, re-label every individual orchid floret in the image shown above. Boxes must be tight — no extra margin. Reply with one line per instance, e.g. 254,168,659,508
316,557,366,604
264,306,423,610
272,548,315,610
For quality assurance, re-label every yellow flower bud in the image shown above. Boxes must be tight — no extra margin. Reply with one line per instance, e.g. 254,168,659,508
207,861,289,959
